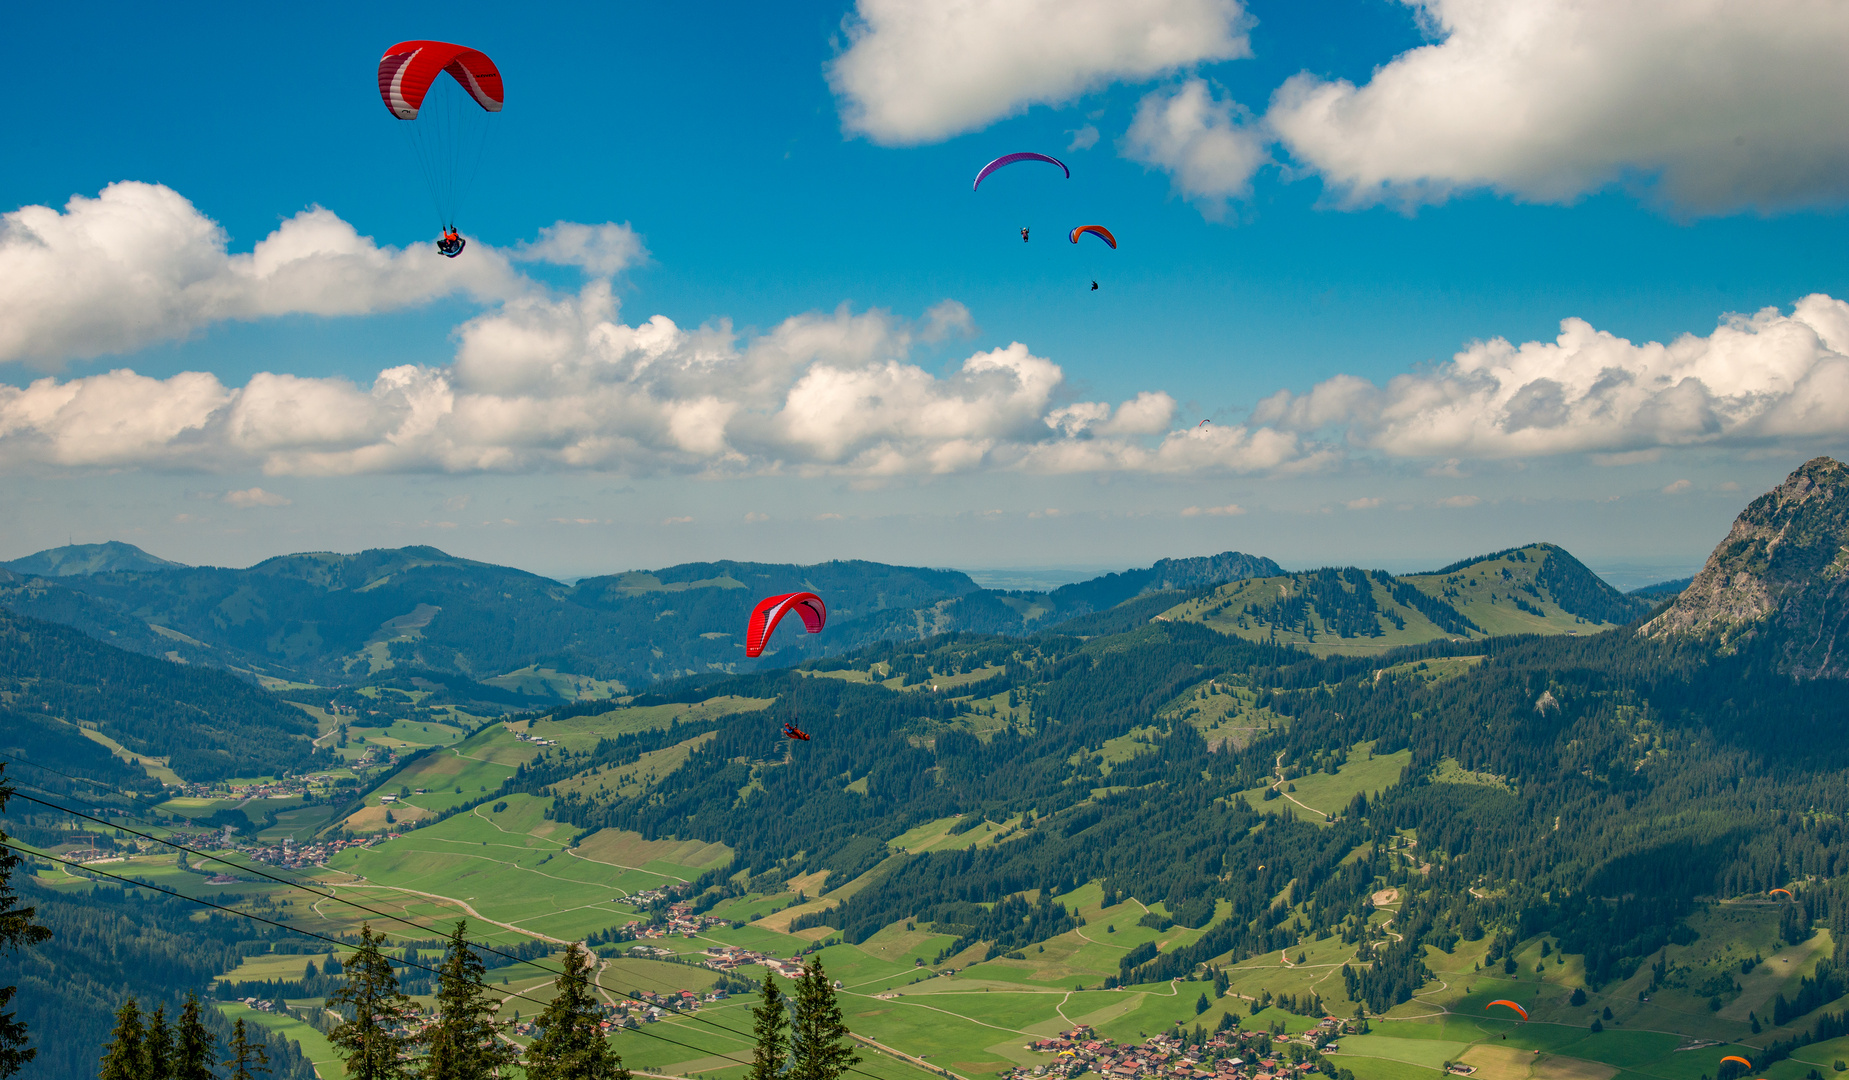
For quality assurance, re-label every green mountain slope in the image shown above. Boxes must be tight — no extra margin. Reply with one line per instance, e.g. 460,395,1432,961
21,465,1849,1080
0,606,321,782
1163,543,1651,654
0,546,1281,697
1,540,185,576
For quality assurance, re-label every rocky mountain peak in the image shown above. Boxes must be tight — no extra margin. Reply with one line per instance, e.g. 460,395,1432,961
1641,456,1849,676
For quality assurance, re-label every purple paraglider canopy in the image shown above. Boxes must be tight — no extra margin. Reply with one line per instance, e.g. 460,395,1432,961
973,152,1070,192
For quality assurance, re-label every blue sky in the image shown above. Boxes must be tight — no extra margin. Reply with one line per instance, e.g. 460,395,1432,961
3,0,1848,584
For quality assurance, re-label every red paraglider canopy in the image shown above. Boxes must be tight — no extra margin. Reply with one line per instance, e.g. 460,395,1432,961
378,41,504,120
746,593,827,657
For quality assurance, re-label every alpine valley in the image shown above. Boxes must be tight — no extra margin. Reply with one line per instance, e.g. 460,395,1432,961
12,460,1849,1080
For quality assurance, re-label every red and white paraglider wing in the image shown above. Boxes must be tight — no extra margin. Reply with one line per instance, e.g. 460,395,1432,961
378,41,504,120
745,592,827,657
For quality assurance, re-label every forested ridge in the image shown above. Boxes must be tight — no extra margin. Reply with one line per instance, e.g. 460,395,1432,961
502,596,1849,1013
0,877,315,1080
0,607,321,781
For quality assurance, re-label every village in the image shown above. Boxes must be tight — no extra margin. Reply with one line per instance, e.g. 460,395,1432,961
1006,1018,1360,1080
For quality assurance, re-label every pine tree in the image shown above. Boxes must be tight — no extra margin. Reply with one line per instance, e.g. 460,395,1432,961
98,997,148,1080
747,972,789,1080
789,958,860,1080
0,765,51,1079
525,943,629,1080
224,1017,271,1080
146,1006,173,1080
327,923,419,1080
174,994,218,1080
424,919,516,1080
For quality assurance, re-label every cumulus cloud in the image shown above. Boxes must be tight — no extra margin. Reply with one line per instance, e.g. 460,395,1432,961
1124,79,1269,216
828,0,1252,144
1436,495,1481,508
223,487,291,507
513,221,647,277
1662,479,1693,495
1181,503,1244,516
1346,497,1382,510
1265,0,1849,213
1067,124,1101,151
0,183,529,368
1259,294,1849,459
0,284,1309,479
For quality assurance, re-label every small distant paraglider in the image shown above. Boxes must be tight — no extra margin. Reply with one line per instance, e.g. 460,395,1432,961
1720,1057,1753,1070
781,722,811,741
1486,1000,1529,1021
1199,420,1212,429
1770,888,1794,899
973,152,1069,191
1069,225,1117,248
745,592,827,657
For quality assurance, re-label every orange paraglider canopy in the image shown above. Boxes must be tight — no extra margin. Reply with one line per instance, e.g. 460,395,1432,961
1720,1057,1753,1069
1486,1000,1528,1021
1770,888,1793,898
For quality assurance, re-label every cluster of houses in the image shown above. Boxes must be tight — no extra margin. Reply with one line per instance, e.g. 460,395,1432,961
506,990,734,1039
701,943,806,978
235,834,380,870
508,727,560,747
172,775,331,799
620,901,727,939
1011,1021,1355,1080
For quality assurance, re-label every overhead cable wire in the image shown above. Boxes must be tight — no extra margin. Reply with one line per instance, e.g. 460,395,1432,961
4,771,890,1076
2,841,770,1066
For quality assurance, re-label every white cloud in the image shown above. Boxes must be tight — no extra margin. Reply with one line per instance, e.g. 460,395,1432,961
1346,497,1382,510
513,221,647,276
1067,124,1101,151
1259,294,1849,460
0,274,1311,479
1436,495,1481,508
1181,503,1244,516
661,516,694,526
222,487,290,507
0,183,528,368
1265,0,1849,213
828,0,1252,144
1124,79,1269,216
1662,479,1693,495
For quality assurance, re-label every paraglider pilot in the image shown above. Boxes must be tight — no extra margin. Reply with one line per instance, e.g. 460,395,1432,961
437,227,466,258
1091,280,1098,291
1021,227,1029,243
782,722,810,741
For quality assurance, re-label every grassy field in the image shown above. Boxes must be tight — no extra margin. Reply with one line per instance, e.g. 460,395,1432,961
217,1003,344,1077
1231,742,1413,825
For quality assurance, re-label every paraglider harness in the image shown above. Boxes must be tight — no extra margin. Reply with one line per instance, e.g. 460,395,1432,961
782,722,810,742
1021,227,1030,243
437,227,466,258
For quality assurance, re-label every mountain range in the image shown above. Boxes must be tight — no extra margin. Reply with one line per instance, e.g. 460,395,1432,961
9,459,1849,1080
0,537,1650,705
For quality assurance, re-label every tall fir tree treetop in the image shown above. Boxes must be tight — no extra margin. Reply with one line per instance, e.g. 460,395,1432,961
424,919,516,1080
326,923,419,1080
525,942,629,1080
790,957,860,1080
0,764,51,1079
